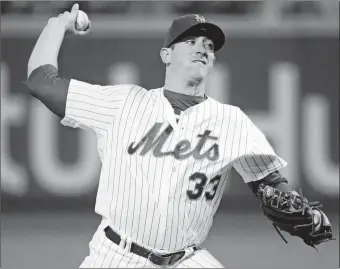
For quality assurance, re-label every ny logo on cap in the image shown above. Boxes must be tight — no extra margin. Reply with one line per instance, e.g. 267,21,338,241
195,15,206,23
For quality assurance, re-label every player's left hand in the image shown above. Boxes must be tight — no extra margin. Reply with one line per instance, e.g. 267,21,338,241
256,184,335,249
55,3,91,36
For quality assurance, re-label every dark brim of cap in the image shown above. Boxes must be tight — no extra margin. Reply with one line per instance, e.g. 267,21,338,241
166,22,225,52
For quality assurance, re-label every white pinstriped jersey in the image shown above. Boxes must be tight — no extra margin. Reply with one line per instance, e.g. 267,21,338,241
61,80,287,252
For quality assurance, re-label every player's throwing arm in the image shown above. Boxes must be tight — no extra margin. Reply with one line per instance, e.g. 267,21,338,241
26,4,91,118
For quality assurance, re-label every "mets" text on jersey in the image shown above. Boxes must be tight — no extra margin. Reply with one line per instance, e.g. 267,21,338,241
128,123,219,161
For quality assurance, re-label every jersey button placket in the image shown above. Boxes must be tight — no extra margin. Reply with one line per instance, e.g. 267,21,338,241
169,163,178,203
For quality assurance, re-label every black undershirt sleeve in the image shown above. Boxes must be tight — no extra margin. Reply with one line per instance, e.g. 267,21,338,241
247,170,292,195
24,64,70,118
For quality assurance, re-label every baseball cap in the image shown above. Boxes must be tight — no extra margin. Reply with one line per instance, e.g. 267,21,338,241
163,14,225,52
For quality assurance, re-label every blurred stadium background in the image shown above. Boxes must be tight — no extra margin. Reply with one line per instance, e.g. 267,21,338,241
1,1,339,269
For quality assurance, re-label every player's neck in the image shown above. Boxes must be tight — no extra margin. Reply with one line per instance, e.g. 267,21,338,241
164,78,206,97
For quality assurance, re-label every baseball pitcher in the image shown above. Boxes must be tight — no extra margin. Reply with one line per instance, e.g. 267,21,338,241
24,3,334,268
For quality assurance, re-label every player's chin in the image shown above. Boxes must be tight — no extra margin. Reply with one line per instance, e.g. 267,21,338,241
199,65,212,77
190,69,209,81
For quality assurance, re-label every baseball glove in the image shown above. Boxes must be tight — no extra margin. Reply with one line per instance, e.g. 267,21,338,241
256,183,335,249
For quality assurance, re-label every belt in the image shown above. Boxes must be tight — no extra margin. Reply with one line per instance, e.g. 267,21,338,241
104,226,200,266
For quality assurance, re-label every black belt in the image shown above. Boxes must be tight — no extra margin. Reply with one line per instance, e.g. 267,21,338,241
104,226,200,266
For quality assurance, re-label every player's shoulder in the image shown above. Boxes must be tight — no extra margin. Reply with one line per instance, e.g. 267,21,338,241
100,84,147,93
100,84,149,99
212,100,253,123
70,79,143,92
209,98,245,115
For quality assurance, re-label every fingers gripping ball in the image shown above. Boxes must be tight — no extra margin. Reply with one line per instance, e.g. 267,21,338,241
75,10,90,31
256,184,335,249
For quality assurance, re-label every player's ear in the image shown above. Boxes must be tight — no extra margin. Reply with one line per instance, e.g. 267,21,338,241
160,47,172,65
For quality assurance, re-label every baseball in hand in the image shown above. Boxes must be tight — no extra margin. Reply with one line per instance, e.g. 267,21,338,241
75,10,90,31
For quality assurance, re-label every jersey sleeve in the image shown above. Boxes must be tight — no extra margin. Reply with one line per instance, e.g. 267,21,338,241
233,110,287,183
60,79,134,133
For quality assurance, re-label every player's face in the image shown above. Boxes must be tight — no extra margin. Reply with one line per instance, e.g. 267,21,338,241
171,36,215,81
